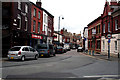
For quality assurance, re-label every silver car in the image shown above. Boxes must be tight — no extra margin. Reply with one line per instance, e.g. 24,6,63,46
7,46,39,61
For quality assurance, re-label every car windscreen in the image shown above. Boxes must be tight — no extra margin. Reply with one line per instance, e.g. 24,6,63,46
10,47,21,51
37,44,47,49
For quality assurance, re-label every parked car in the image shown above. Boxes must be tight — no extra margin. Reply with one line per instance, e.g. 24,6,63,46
64,43,71,51
35,44,56,57
77,47,83,52
7,46,39,61
55,46,64,54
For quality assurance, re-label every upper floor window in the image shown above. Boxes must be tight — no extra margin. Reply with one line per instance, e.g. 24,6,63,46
33,20,36,32
17,14,21,29
25,4,28,13
25,17,28,31
38,11,41,19
115,20,118,30
18,0,21,10
108,22,110,32
38,22,40,33
103,24,105,33
97,25,100,34
34,8,36,17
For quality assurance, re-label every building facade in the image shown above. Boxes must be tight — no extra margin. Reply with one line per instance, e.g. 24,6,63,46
88,16,102,55
2,1,31,57
101,0,120,56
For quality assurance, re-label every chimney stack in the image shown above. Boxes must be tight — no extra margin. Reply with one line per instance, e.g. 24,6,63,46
110,0,118,6
36,0,42,8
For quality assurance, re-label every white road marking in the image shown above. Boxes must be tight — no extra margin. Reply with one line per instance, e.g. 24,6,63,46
83,75,119,78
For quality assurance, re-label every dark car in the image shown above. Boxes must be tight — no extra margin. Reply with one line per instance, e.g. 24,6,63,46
77,47,83,52
35,44,56,57
55,46,64,54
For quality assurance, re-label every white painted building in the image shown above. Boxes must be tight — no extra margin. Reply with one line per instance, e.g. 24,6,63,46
43,11,48,35
83,27,88,51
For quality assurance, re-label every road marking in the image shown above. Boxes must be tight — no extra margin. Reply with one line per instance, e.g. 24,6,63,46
83,75,119,78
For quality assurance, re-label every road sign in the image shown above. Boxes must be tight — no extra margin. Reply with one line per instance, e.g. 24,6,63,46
106,34,112,39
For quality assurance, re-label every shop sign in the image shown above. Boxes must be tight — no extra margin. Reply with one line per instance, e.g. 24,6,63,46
32,34,43,39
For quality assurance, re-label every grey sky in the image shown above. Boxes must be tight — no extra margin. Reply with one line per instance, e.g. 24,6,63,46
30,0,112,34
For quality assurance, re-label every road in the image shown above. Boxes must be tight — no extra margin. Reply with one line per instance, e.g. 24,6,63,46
2,49,119,79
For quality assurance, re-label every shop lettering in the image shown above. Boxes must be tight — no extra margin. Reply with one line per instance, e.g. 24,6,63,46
32,34,43,39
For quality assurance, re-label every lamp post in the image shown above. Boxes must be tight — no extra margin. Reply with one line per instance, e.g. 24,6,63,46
58,16,64,44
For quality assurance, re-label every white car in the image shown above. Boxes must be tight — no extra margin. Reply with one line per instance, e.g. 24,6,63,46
77,47,83,52
8,46,39,61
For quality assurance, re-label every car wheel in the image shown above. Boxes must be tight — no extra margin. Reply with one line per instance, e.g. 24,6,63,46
35,55,38,60
21,56,25,61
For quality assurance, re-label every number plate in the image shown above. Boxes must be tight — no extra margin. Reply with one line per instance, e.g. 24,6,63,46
11,57,14,59
41,54,43,56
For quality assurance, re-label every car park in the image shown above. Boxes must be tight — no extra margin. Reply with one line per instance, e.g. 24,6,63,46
77,47,83,52
7,46,39,61
35,44,56,57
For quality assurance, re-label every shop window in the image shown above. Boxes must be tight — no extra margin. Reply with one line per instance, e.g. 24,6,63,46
115,41,117,50
97,40,100,49
103,40,105,50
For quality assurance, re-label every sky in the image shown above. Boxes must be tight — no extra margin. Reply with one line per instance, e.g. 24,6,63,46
30,0,112,35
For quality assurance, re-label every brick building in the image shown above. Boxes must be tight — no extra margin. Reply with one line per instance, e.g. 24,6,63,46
2,1,31,57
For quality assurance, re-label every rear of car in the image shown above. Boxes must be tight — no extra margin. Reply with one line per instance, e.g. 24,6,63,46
35,44,55,57
77,47,83,52
56,46,64,54
8,46,22,60
8,46,39,61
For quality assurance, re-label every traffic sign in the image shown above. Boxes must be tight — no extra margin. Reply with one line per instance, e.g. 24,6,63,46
108,39,111,43
106,34,112,39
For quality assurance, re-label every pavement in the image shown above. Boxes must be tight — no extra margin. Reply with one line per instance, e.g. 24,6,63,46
81,51,120,61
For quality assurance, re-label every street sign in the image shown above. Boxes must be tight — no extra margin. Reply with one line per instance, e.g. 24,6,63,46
106,34,112,39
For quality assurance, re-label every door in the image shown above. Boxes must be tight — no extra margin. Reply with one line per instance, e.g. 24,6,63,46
22,47,30,58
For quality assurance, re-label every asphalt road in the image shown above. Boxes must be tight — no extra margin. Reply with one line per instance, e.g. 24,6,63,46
2,49,119,79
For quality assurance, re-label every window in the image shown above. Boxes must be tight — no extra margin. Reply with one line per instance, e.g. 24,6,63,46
115,41,117,50
33,20,36,32
25,4,28,13
115,20,118,30
97,40,100,49
108,22,110,32
25,17,28,31
34,8,36,17
92,41,94,48
17,14,21,29
38,11,41,19
97,25,100,34
103,24,105,33
18,0,21,10
38,22,40,33
103,40,105,50
88,41,91,48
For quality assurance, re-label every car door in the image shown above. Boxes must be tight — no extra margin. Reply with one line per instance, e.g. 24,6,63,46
29,47,36,58
22,47,30,58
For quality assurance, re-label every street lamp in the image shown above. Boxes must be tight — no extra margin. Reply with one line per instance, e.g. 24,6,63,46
58,16,64,44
